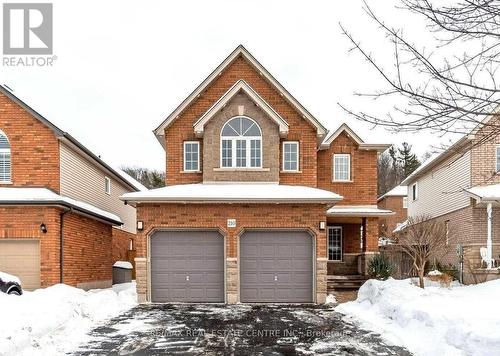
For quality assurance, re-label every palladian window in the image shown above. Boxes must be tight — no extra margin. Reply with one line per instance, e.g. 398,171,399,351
221,117,262,168
0,130,11,183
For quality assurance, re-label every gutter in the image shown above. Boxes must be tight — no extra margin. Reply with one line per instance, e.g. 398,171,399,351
0,200,122,226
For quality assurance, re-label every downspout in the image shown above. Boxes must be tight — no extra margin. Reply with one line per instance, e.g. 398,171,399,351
59,208,72,283
487,202,493,269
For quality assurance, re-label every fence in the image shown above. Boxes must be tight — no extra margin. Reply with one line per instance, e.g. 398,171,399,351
380,245,418,279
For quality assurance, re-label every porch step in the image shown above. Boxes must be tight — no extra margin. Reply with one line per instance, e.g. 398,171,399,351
327,275,369,291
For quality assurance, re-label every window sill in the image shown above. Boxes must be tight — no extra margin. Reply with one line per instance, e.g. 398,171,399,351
0,181,13,185
332,180,354,183
180,170,202,174
327,260,344,263
213,168,270,172
280,170,302,174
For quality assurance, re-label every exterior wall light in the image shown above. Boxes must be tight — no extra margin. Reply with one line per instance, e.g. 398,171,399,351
137,221,144,231
319,221,326,230
40,223,47,234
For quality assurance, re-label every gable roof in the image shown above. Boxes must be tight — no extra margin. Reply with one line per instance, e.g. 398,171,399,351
319,123,390,152
377,185,407,202
193,80,289,137
0,85,147,192
154,45,328,146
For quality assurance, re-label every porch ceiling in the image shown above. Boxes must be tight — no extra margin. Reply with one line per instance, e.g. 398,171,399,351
326,205,394,218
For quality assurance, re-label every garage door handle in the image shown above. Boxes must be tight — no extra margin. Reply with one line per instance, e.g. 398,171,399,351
274,276,278,281
186,275,190,281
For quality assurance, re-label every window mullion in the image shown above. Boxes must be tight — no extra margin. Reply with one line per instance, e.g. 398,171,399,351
246,138,251,168
232,139,236,168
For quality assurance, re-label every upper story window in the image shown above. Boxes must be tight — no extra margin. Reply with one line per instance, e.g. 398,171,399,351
496,145,500,172
104,176,111,195
184,141,200,171
333,154,351,181
220,116,262,168
283,141,299,171
0,130,11,183
402,196,408,209
411,183,418,201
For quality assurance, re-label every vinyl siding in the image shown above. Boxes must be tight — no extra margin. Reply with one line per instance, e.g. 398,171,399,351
59,143,136,233
408,151,471,219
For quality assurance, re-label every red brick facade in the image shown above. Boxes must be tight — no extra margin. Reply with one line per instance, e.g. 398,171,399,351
378,195,407,237
0,92,60,191
0,207,113,288
111,228,135,263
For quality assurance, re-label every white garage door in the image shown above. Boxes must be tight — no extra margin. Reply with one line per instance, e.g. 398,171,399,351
0,239,40,290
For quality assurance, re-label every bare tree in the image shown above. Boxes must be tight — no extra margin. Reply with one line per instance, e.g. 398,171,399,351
340,0,500,148
121,166,165,189
396,215,449,288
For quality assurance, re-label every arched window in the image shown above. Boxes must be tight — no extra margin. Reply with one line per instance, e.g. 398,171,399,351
221,116,262,168
0,130,11,183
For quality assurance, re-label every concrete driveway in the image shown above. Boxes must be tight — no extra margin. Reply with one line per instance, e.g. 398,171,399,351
74,304,411,355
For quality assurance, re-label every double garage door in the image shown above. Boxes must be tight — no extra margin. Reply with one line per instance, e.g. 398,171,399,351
0,239,40,290
150,230,313,303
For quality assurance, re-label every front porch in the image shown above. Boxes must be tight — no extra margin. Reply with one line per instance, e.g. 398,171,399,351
325,205,393,294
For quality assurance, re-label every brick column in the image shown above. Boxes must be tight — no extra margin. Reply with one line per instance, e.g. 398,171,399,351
135,257,147,303
316,257,327,303
226,257,238,303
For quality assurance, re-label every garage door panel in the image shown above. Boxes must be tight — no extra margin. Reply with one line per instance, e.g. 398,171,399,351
0,239,40,291
240,231,313,303
150,231,224,303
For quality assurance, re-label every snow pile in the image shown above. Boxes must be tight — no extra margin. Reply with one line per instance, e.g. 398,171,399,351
336,278,500,356
427,269,442,276
325,294,337,304
0,282,137,356
0,271,21,284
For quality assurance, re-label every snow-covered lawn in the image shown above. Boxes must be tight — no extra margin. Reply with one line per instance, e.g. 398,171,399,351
0,282,137,356
336,278,500,356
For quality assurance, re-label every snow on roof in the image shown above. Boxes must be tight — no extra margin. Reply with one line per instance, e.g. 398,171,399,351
464,184,500,202
393,219,409,233
377,185,407,201
112,167,148,192
0,188,122,225
327,205,394,217
121,183,343,204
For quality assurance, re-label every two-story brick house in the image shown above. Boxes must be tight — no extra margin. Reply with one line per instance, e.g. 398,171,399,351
0,85,146,290
122,46,392,303
401,113,500,282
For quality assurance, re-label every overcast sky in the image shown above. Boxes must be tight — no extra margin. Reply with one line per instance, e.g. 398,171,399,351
0,0,455,170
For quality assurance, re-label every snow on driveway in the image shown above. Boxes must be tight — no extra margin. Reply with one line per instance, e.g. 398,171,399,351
336,278,500,356
0,282,137,356
74,304,411,355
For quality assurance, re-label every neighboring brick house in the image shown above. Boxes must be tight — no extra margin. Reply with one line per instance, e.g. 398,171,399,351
121,45,392,304
401,115,500,282
0,85,146,290
377,185,407,240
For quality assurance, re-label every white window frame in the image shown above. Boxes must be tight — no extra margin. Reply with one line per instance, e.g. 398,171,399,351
496,145,500,172
445,220,450,245
219,116,262,169
327,226,343,261
183,141,200,172
104,176,111,195
282,141,299,172
402,196,408,209
0,130,11,183
412,182,418,201
333,154,351,182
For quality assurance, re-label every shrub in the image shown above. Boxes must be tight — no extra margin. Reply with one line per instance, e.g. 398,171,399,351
369,253,394,280
427,261,459,280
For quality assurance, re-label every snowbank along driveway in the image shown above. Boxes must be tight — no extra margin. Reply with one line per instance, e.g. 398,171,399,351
74,304,411,355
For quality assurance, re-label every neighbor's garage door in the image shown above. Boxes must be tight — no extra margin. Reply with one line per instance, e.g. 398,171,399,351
240,231,313,303
0,239,40,290
150,231,224,303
